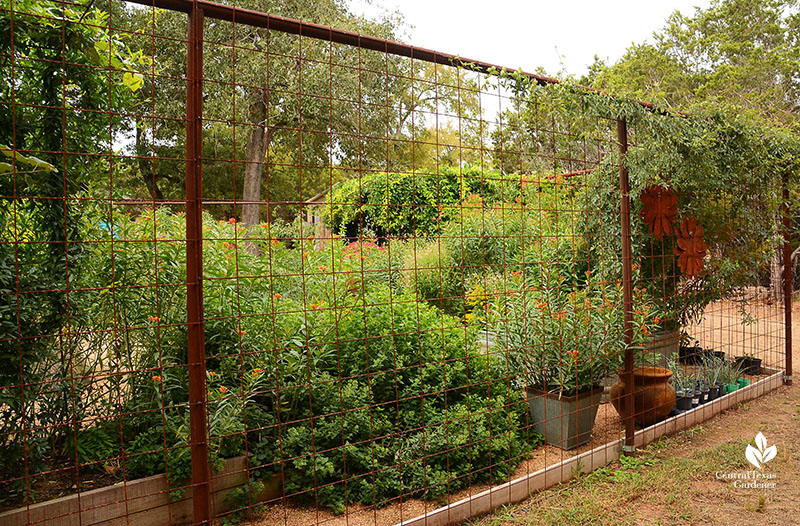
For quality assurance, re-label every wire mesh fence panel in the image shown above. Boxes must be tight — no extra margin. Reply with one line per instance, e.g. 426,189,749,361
0,1,792,526
0,0,200,524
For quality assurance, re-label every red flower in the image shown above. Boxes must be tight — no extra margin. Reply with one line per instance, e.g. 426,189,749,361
149,316,161,322
512,270,522,277
237,329,246,335
152,375,162,382
309,303,321,310
228,217,236,224
274,293,282,299
219,386,228,393
318,265,327,271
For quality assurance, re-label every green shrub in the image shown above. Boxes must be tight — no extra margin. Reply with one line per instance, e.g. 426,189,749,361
61,208,534,514
252,287,531,513
403,241,464,316
324,167,518,239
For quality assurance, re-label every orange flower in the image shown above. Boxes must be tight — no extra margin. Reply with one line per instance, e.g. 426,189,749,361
309,303,321,310
237,329,246,335
152,375,162,382
568,350,579,359
253,368,264,374
318,265,327,271
512,270,522,277
302,252,309,259
274,293,282,299
228,217,236,224
149,316,161,322
219,386,228,393
642,326,650,336
209,371,216,377
654,316,661,324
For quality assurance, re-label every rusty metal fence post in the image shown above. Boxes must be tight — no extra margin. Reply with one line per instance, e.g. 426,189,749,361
186,3,212,524
783,172,793,386
617,117,636,453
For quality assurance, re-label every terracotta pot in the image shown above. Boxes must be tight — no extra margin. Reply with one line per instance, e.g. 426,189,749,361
610,366,676,426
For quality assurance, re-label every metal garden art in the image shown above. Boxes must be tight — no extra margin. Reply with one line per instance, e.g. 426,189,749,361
675,215,708,279
639,185,678,241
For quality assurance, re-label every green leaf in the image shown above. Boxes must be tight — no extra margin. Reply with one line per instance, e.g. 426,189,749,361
123,72,144,92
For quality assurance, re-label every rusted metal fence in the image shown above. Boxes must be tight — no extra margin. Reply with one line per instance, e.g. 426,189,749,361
0,1,793,526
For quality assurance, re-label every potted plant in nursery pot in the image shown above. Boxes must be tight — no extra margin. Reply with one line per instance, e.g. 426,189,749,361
722,360,745,394
499,272,638,450
701,355,725,401
734,353,762,376
671,363,694,412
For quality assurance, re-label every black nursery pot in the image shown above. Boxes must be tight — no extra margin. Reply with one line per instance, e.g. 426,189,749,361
690,390,700,408
747,357,762,375
701,389,710,404
735,356,763,376
676,390,693,411
709,385,720,400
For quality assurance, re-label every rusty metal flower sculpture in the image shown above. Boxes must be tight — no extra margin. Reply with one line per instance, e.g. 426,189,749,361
674,216,707,278
639,185,677,240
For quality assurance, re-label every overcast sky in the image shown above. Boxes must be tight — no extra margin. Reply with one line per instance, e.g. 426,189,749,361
349,0,711,78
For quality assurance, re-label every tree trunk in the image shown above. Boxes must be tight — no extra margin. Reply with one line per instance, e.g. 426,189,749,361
242,100,270,227
771,249,783,301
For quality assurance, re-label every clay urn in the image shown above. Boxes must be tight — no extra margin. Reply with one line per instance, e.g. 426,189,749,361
610,366,676,426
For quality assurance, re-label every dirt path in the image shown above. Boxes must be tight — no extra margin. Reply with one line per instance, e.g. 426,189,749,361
467,382,800,526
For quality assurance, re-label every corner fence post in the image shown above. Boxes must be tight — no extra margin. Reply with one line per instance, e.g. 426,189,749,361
783,172,793,385
186,3,211,524
617,118,636,452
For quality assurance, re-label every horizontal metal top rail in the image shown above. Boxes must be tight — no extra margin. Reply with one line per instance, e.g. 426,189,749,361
125,0,668,113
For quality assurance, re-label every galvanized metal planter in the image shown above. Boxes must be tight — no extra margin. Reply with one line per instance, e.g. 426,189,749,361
525,386,603,450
